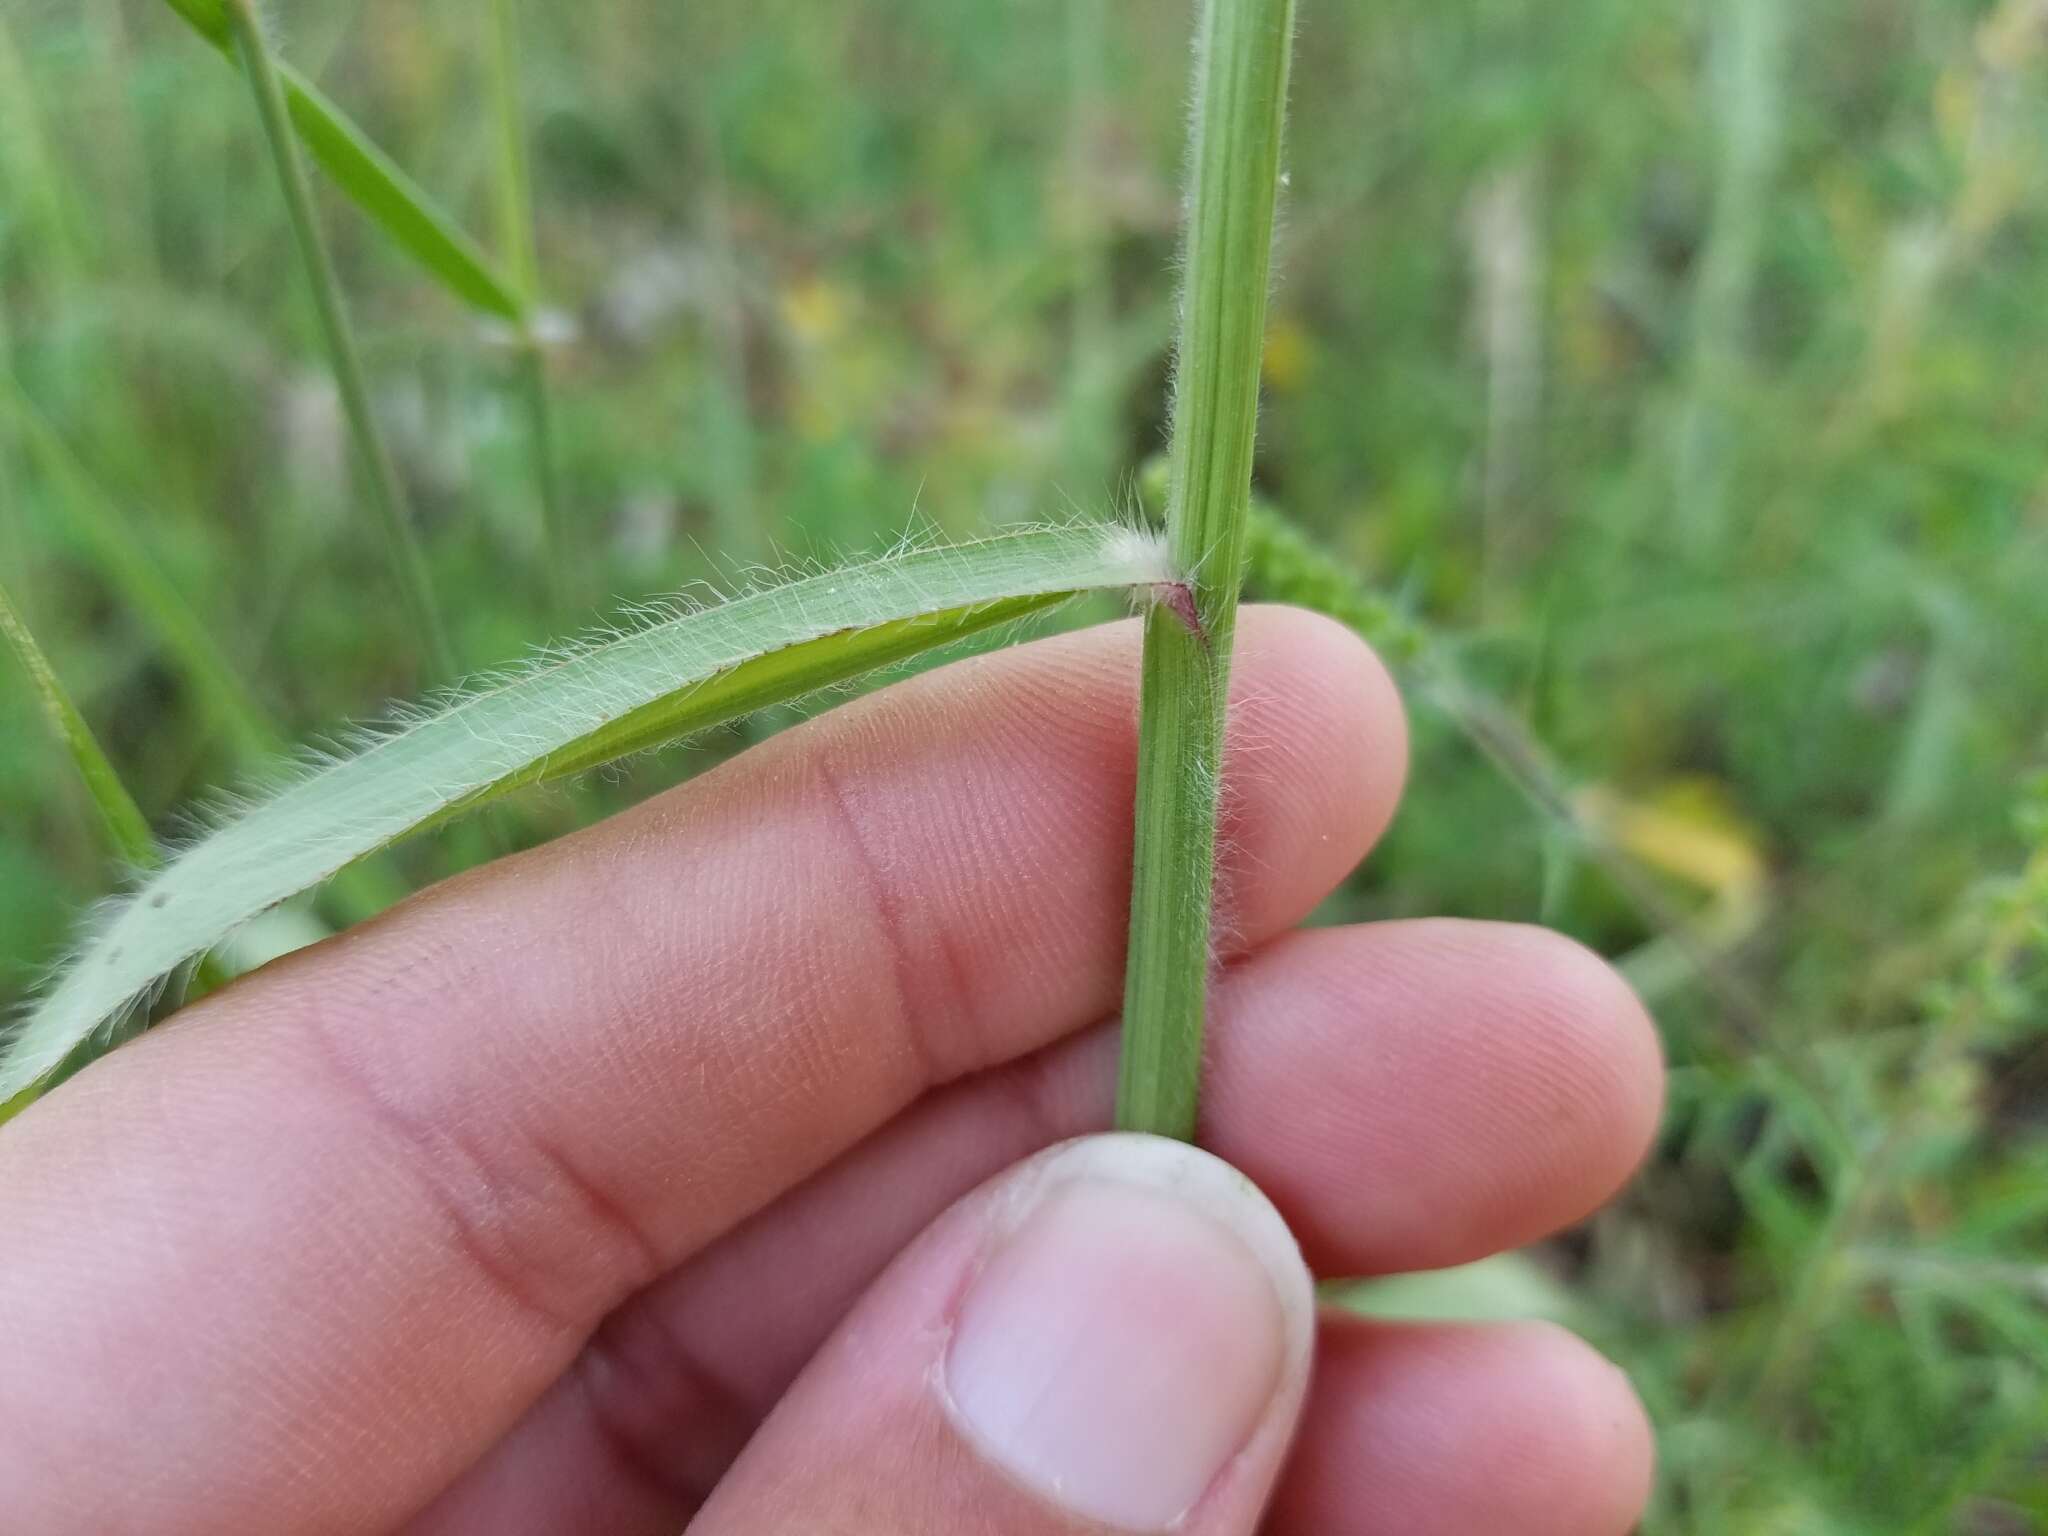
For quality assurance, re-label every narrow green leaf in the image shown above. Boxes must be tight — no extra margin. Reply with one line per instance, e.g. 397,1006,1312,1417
282,63,525,322
1117,0,1295,1140
0,580,157,869
1,525,1172,1100
153,0,524,321
161,0,230,48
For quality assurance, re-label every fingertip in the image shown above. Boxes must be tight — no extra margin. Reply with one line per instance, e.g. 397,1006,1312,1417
1272,1316,1655,1536
1221,605,1409,937
1203,919,1664,1273
1484,1320,1658,1536
1507,924,1667,1184
1235,604,1409,827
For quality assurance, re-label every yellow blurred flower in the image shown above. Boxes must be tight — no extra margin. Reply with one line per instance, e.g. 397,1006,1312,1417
1261,316,1313,394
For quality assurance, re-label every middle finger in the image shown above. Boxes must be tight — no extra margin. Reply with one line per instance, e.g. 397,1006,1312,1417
410,918,1662,1534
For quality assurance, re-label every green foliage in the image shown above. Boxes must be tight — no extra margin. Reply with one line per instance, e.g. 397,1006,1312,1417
0,383,277,759
2,0,2045,1525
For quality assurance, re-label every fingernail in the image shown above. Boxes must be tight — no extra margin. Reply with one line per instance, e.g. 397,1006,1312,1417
942,1134,1313,1530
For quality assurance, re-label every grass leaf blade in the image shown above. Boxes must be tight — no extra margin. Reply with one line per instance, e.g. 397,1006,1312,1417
281,62,525,323
1,525,1171,1099
152,0,524,321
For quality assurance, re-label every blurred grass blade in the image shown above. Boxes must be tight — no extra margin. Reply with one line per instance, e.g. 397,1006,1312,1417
154,0,524,321
284,66,524,321
2,379,277,759
487,0,571,606
4,380,405,925
488,0,540,303
0,524,1173,1100
0,580,156,869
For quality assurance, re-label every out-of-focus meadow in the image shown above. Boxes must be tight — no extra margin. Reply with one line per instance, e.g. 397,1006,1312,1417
3,0,2046,1527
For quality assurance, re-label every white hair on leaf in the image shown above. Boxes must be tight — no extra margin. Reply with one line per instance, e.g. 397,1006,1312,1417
3,521,1174,1101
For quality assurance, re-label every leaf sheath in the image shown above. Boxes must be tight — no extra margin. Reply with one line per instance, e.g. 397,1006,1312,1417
1117,0,1295,1139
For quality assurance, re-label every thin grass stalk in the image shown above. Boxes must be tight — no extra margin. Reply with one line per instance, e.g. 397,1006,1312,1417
688,89,764,561
488,0,540,305
1062,0,1118,487
1116,0,1296,1140
1674,0,1782,557
511,342,567,604
487,0,569,609
0,579,157,870
224,0,454,680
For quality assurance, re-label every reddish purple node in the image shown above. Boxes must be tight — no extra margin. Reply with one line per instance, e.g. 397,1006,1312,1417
1155,581,1210,650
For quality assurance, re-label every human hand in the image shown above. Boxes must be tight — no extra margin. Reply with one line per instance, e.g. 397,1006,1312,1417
0,607,1662,1534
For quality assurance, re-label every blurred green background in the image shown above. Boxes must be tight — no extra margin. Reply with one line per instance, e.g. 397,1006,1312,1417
3,0,2047,1528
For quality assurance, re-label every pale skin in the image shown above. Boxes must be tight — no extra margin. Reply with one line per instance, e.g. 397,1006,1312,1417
0,606,1663,1534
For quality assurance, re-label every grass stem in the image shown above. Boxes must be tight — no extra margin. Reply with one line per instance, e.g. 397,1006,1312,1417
487,0,570,610
225,0,454,680
488,0,540,306
0,578,157,870
1116,0,1295,1140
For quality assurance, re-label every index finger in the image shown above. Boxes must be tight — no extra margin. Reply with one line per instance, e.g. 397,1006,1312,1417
0,605,1404,1535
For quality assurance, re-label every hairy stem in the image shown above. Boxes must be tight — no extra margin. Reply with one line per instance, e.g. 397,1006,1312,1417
226,0,454,679
1117,0,1295,1139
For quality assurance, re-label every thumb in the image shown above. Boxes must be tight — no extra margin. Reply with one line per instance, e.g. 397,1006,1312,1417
691,1133,1316,1534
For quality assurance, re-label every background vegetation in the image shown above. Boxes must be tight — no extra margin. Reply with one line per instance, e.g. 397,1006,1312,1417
2,0,2045,1528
